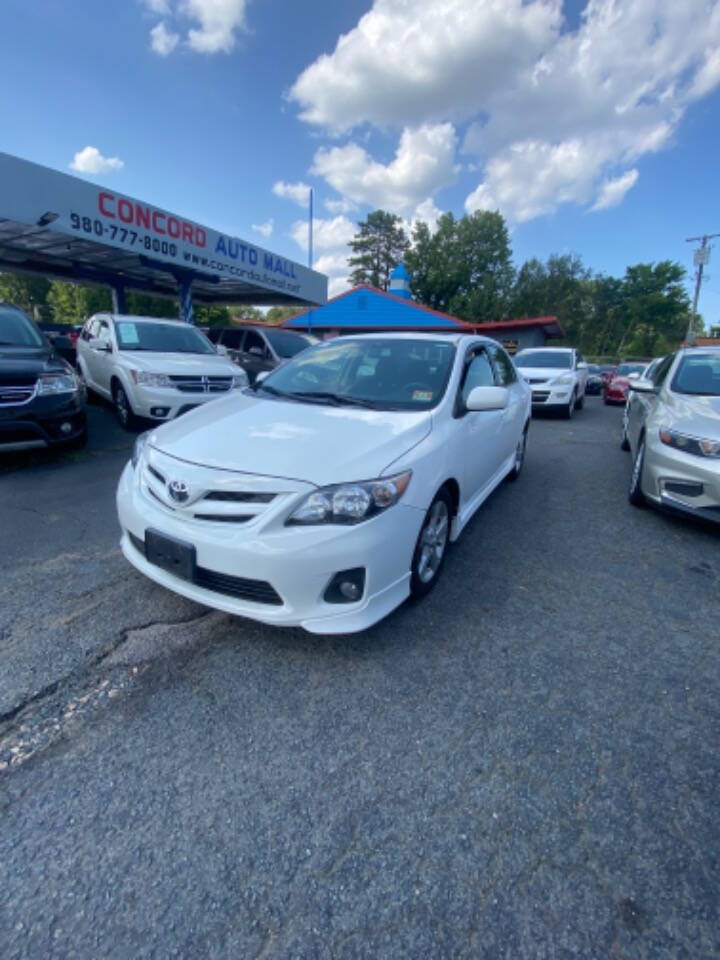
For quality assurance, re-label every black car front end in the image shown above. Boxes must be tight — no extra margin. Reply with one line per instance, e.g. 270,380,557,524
0,304,87,452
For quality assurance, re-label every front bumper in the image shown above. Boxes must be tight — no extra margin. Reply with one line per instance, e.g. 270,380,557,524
0,393,86,451
130,384,240,421
642,434,720,524
604,389,627,405
116,460,425,633
530,386,572,407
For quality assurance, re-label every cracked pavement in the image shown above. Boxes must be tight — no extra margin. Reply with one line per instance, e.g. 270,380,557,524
1,400,719,958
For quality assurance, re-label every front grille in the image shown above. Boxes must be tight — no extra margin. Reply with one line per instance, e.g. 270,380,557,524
532,391,550,403
148,465,166,485
168,376,233,394
0,384,36,406
528,378,548,384
127,531,283,605
203,491,275,503
193,513,253,523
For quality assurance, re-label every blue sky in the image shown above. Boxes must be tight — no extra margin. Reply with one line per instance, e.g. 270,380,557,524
2,0,720,324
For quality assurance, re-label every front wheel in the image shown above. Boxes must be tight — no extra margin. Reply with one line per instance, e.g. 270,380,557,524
620,408,631,451
410,489,451,599
113,382,138,431
564,391,576,419
629,437,646,506
507,426,528,481
576,390,584,410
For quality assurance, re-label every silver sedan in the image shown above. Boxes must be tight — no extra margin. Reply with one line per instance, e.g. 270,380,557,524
626,347,720,523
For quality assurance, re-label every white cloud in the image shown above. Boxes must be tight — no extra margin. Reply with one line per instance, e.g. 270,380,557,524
311,124,458,215
290,215,356,253
324,196,358,215
291,0,720,222
251,218,274,238
313,253,352,298
272,180,311,207
146,0,247,56
69,146,124,176
183,0,248,54
591,169,639,212
150,22,180,55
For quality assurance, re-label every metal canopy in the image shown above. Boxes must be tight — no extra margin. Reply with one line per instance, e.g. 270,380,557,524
0,153,327,309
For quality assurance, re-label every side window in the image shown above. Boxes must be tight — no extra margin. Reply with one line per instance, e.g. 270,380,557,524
222,329,244,350
651,354,674,387
461,350,495,406
244,330,267,357
97,320,112,344
84,318,99,340
489,344,517,385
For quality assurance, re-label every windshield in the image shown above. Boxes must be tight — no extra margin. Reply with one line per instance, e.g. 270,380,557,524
0,305,45,347
265,329,314,359
616,363,646,376
114,320,215,354
515,351,572,369
671,353,720,396
260,338,456,410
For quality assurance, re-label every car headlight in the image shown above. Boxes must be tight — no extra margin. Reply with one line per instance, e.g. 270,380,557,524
659,427,720,458
131,431,151,469
36,373,79,395
287,472,412,525
232,371,248,388
551,375,574,385
131,371,172,387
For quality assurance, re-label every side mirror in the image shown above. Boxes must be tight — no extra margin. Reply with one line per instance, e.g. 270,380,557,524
248,345,265,357
89,337,111,352
577,361,588,370
627,371,640,380
465,385,508,412
215,344,229,356
628,377,657,394
255,370,270,386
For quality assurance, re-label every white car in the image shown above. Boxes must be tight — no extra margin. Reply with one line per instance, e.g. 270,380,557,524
77,314,247,429
626,347,720,522
116,333,531,634
514,347,588,417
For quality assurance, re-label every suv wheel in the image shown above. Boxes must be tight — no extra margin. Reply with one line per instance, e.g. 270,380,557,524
113,382,137,431
410,489,451,599
564,391,576,419
575,390,584,410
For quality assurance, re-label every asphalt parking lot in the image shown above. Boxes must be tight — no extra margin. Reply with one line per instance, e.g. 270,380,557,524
1,398,718,959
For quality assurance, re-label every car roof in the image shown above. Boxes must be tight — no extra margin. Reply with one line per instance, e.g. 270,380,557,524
101,314,185,325
516,346,573,353
327,332,493,346
680,345,720,355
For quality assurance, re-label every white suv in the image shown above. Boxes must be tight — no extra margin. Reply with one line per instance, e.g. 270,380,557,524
514,347,588,418
77,314,247,429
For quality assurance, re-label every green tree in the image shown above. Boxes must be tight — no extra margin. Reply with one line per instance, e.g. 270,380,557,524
510,253,592,346
264,305,303,326
616,261,691,357
406,210,514,322
348,210,409,290
47,282,112,324
0,272,52,321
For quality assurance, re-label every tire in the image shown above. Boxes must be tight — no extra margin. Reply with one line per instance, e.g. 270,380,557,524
113,381,138,431
64,425,88,451
507,425,528,481
564,391,576,419
620,409,631,451
628,436,646,506
576,390,584,410
410,488,452,600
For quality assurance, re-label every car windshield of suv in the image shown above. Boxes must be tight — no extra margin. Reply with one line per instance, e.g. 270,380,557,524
671,353,720,396
0,305,44,347
265,329,314,359
616,363,646,376
114,320,215,354
259,338,456,410
515,351,572,369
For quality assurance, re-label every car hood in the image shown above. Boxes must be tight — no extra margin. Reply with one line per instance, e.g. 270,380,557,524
0,346,69,381
665,393,720,441
148,391,433,486
118,352,238,377
516,366,572,381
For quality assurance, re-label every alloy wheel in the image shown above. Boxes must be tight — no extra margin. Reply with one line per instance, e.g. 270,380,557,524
416,499,449,584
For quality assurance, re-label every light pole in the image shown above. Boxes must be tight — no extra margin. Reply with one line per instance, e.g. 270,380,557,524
685,233,720,346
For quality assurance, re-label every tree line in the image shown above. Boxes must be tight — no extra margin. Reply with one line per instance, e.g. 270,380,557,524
0,273,300,328
349,209,698,357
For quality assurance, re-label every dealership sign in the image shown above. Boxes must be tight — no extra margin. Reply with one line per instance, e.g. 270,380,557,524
0,152,326,304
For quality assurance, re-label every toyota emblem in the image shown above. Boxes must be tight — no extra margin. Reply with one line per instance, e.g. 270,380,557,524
168,479,190,503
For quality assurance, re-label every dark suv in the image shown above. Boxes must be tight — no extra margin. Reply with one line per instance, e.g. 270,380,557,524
0,303,87,452
204,325,317,384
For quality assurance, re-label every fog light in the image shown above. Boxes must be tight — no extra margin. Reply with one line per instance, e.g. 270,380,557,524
150,407,170,418
323,568,366,604
60,422,73,434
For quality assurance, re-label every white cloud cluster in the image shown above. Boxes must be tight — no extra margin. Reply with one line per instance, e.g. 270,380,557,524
69,146,124,175
145,0,248,55
290,215,355,254
290,0,720,222
311,124,458,217
251,218,273,238
272,181,311,207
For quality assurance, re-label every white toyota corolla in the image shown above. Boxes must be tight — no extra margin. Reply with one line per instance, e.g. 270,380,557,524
117,333,531,633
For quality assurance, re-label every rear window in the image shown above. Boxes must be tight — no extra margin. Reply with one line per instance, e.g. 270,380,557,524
0,305,44,347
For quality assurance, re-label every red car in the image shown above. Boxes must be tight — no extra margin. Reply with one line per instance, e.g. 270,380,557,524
603,362,647,405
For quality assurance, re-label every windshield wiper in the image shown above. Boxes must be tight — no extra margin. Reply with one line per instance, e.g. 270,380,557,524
284,391,381,408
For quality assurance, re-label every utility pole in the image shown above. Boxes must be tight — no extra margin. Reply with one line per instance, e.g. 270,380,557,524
685,233,720,345
308,187,313,336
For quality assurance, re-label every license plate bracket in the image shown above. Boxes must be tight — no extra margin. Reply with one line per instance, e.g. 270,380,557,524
145,529,196,581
